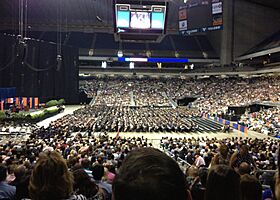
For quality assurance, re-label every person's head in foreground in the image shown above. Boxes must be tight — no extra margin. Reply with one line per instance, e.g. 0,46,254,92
113,147,190,200
205,164,241,200
240,174,262,200
29,150,74,200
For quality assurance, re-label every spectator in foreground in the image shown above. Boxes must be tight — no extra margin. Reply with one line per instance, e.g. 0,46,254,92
81,158,93,178
238,162,251,175
205,165,240,200
190,167,208,200
92,164,112,200
28,151,86,200
113,147,191,200
73,169,105,200
0,164,16,200
11,165,31,199
240,174,262,200
185,166,198,186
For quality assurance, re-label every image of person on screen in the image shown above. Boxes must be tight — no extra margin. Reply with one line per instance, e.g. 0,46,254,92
130,12,150,29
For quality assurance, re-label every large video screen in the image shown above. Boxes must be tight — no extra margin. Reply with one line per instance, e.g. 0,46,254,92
179,0,223,35
115,4,166,33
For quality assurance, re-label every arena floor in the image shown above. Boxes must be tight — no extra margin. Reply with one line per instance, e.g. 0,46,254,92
36,105,271,148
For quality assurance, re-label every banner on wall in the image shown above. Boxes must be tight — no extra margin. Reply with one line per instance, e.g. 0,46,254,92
34,97,39,108
212,2,222,14
0,101,4,111
22,98,28,107
15,97,19,106
29,98,33,109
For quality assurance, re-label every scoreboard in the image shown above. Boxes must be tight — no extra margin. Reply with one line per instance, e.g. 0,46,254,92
179,0,223,35
115,3,167,34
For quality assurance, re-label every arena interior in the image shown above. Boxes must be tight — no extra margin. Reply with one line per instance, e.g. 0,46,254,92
0,0,280,200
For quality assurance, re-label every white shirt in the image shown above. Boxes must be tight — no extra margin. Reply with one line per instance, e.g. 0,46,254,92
195,156,206,167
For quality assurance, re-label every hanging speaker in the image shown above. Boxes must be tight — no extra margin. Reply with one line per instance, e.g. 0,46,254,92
56,55,62,71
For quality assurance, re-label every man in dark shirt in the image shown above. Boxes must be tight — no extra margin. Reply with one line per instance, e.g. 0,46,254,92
230,144,257,171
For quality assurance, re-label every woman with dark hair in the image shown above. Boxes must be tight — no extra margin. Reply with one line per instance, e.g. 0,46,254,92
205,165,240,200
73,169,105,200
28,151,86,200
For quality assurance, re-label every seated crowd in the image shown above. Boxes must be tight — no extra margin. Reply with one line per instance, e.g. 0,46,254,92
0,125,280,200
239,107,280,136
82,77,171,107
161,136,278,170
192,76,280,114
79,76,280,135
133,79,170,106
94,79,132,106
45,106,200,133
79,80,99,98
0,75,279,199
0,126,151,200
0,122,36,135
0,99,279,200
161,136,280,200
81,76,280,111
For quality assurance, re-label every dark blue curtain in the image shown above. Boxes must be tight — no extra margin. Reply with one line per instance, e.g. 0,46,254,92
0,87,16,100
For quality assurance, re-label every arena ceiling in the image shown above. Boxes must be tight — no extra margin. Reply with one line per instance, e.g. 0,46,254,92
1,0,279,34
0,0,182,33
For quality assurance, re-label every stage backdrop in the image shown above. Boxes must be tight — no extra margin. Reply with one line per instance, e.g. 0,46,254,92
0,34,79,103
